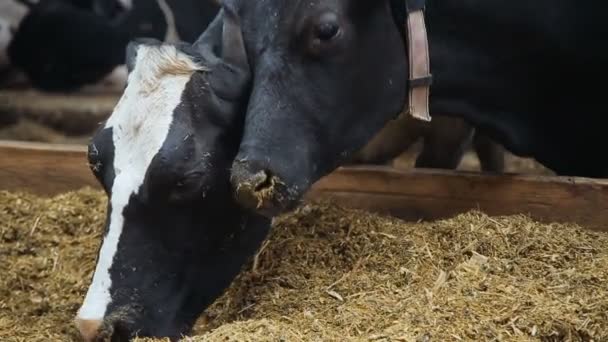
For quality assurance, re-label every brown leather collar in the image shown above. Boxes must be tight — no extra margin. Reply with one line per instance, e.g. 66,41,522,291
403,0,432,122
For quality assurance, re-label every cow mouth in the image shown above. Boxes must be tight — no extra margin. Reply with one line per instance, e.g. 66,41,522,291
93,305,144,342
93,303,192,342
231,161,298,217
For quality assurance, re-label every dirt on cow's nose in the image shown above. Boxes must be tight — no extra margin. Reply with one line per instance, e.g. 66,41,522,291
74,318,102,341
231,160,288,217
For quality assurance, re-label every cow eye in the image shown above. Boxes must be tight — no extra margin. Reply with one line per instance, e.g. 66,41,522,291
315,15,340,41
308,12,344,56
87,141,109,190
168,172,205,203
87,143,103,176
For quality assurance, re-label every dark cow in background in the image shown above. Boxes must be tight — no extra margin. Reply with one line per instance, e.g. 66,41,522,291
2,0,220,92
74,9,270,342
223,0,608,216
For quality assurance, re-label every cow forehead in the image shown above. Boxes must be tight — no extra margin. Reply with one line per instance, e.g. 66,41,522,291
234,0,315,44
105,44,204,167
104,43,204,250
78,44,202,321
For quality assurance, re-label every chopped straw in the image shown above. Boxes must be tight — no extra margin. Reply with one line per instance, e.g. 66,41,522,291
1,189,607,342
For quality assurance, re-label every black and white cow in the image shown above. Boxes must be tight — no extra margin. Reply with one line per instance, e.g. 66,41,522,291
73,10,270,341
3,0,219,92
220,0,608,216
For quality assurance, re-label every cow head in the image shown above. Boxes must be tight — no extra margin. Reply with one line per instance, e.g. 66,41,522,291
228,0,408,216
74,10,270,341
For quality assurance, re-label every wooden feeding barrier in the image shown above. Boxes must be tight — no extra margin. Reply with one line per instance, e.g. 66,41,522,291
0,90,118,135
1,140,607,232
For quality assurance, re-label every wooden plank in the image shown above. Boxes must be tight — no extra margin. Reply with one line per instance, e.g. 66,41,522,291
306,166,608,232
0,140,98,195
1,141,607,232
0,90,118,135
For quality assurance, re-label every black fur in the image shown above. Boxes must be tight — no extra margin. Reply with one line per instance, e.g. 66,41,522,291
82,11,269,340
7,0,220,92
224,0,608,216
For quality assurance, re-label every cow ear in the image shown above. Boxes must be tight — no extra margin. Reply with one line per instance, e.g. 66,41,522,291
220,4,248,72
125,41,139,73
192,11,224,62
125,38,163,72
201,6,250,102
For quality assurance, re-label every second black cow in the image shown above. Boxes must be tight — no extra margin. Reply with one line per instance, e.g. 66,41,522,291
3,0,220,92
221,0,608,216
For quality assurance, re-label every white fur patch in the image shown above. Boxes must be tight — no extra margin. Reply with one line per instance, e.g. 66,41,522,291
0,0,29,27
0,0,30,68
77,45,203,321
117,0,133,10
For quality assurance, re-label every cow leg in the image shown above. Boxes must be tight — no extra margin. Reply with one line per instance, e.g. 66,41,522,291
350,115,426,165
473,132,505,173
473,131,505,173
415,116,474,169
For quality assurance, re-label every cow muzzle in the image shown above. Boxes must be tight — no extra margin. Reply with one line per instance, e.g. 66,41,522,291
74,318,102,342
231,159,294,217
75,303,182,342
74,312,136,342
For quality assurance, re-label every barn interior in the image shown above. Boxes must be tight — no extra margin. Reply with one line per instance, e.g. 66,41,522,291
1,1,607,342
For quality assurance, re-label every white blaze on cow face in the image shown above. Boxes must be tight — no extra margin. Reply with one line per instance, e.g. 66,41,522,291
77,44,204,321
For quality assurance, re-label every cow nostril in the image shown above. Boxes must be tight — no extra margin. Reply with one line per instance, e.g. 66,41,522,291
109,321,132,342
234,169,272,209
74,318,103,342
252,169,273,192
232,160,284,208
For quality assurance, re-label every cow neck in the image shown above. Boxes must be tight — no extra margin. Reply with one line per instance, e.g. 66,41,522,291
390,0,432,123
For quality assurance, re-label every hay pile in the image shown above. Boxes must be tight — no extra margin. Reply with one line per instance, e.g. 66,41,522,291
1,190,607,342
0,189,105,341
